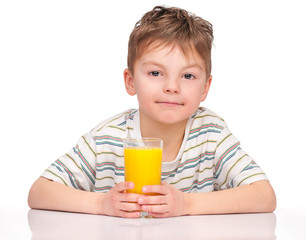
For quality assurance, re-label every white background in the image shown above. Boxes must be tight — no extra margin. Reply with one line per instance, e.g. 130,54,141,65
0,0,305,232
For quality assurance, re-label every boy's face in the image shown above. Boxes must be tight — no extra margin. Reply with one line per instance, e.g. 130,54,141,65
124,44,212,125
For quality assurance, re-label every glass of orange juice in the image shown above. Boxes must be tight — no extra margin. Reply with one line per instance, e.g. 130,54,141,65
123,138,163,217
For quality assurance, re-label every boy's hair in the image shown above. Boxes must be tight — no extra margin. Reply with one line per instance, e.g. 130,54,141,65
127,6,214,78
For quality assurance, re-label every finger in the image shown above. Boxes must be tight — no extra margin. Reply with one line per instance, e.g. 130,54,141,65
142,185,168,195
138,195,167,205
121,192,143,203
115,181,134,192
118,201,142,212
119,210,141,218
147,211,169,218
141,204,168,214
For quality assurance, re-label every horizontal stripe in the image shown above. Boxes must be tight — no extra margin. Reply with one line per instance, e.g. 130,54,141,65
107,125,126,131
82,136,96,157
216,133,232,149
219,154,248,189
183,140,217,154
237,173,266,186
96,151,124,158
45,170,68,186
170,165,215,185
162,154,214,178
179,151,214,168
96,167,124,176
194,114,225,122
94,186,113,191
66,153,83,172
52,163,63,173
97,161,124,170
55,159,85,190
80,164,95,184
75,145,96,177
95,141,123,147
185,181,214,192
215,142,240,175
179,177,214,192
215,150,239,180
117,110,137,127
188,129,222,141
118,121,126,126
189,123,224,135
242,160,258,171
94,135,123,142
94,136,123,148
177,153,215,173
96,176,115,181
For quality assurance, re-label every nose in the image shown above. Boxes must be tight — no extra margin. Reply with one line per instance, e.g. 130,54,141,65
163,77,180,94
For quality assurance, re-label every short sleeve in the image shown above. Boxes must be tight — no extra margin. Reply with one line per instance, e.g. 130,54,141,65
41,132,97,191
214,126,268,190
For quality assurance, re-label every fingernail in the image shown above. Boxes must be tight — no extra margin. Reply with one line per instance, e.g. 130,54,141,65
138,198,144,204
142,187,147,192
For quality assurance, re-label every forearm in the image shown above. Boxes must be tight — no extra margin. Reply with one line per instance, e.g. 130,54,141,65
28,177,103,215
186,180,276,215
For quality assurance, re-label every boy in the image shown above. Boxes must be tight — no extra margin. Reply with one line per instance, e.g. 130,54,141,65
28,6,276,218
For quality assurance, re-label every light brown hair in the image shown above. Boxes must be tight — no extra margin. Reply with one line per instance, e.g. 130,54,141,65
127,6,214,78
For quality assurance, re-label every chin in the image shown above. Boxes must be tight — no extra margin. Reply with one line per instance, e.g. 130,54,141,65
140,108,192,126
156,114,189,125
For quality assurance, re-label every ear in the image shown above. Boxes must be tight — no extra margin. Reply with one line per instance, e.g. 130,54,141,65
200,75,212,102
124,68,136,96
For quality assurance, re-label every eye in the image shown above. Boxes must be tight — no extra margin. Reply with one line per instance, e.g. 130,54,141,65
183,73,195,80
149,71,161,77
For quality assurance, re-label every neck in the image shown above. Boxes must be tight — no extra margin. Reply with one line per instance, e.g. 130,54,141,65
139,111,188,162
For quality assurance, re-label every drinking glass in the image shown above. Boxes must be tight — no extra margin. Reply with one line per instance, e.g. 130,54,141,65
123,138,163,217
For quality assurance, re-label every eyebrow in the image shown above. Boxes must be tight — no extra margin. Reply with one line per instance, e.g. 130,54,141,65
142,61,203,70
141,61,164,68
183,63,204,70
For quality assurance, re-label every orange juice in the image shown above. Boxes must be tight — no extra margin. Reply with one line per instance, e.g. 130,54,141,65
124,147,162,194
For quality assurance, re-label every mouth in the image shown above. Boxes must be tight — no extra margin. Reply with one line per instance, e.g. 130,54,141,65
156,101,184,107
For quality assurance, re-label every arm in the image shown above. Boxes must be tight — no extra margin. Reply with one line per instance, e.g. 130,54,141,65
138,180,276,218
186,180,276,215
28,177,142,218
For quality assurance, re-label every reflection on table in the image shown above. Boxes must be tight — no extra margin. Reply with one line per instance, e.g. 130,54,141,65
28,209,276,240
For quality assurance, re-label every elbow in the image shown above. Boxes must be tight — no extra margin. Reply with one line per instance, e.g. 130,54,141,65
262,181,277,213
263,181,277,213
28,179,38,209
251,180,277,213
28,177,47,209
266,188,277,213
263,192,276,213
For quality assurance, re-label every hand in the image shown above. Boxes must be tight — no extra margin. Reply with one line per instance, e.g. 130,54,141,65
100,181,142,218
137,181,190,218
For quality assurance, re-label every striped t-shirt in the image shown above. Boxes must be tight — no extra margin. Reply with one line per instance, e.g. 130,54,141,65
42,107,268,193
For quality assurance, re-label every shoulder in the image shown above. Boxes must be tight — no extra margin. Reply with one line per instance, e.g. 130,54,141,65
191,107,227,129
184,107,228,143
90,109,137,136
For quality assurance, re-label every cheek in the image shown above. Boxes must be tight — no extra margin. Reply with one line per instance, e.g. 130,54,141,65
136,81,159,97
185,83,205,100
136,90,152,106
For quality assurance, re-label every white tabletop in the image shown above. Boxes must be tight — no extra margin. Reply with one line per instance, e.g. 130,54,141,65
1,207,305,239
0,207,275,240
